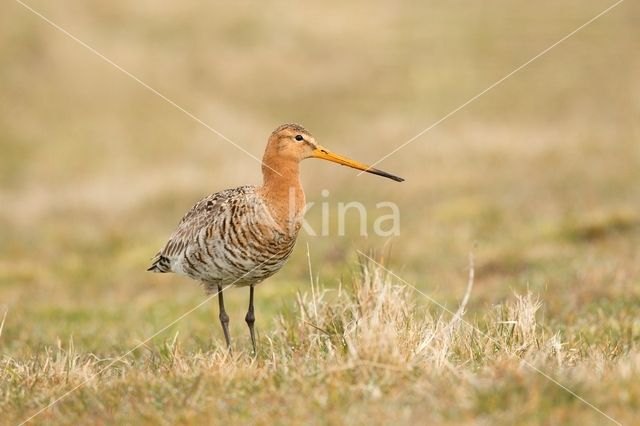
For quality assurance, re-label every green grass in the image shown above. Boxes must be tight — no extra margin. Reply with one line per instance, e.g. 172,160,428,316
1,0,639,424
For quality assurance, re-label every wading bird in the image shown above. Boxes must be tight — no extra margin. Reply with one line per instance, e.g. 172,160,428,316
148,124,403,352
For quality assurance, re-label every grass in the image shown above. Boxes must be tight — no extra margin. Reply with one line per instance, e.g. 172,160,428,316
1,261,638,424
1,0,640,424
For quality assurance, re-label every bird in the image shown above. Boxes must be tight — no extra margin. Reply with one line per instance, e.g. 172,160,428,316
148,123,404,352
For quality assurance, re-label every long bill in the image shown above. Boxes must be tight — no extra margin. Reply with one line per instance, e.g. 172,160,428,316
311,146,405,182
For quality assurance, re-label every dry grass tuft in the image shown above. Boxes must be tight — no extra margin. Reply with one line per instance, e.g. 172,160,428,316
272,259,556,373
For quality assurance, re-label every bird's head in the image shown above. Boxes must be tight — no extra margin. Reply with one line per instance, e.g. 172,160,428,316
264,123,404,182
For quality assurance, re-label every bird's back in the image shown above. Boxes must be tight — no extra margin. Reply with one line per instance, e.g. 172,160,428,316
148,186,299,293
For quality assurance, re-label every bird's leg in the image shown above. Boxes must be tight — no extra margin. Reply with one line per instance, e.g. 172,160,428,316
217,285,231,350
245,285,256,354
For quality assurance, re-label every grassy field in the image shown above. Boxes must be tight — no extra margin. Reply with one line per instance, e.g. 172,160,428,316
1,0,639,424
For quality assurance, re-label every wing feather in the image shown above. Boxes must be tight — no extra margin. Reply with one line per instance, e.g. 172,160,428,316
147,187,253,273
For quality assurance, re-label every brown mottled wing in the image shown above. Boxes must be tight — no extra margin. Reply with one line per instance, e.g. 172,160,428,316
147,188,239,273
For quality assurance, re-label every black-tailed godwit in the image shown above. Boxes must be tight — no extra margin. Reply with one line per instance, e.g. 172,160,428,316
148,123,403,351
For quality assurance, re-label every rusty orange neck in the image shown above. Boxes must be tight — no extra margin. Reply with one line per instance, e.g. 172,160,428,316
259,158,306,232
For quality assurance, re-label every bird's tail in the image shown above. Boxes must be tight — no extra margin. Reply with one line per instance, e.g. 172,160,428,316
147,254,172,273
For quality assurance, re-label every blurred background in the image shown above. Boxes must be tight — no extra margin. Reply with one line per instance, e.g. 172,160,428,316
1,0,638,351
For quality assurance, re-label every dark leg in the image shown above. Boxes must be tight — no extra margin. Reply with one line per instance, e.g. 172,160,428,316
245,285,256,354
217,285,231,349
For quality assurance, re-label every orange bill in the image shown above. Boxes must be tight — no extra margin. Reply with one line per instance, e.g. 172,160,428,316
311,146,404,182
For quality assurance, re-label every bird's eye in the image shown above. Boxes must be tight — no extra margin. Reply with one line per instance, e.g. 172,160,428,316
295,135,304,142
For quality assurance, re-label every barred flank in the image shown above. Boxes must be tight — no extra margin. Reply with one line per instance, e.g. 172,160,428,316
147,186,300,289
